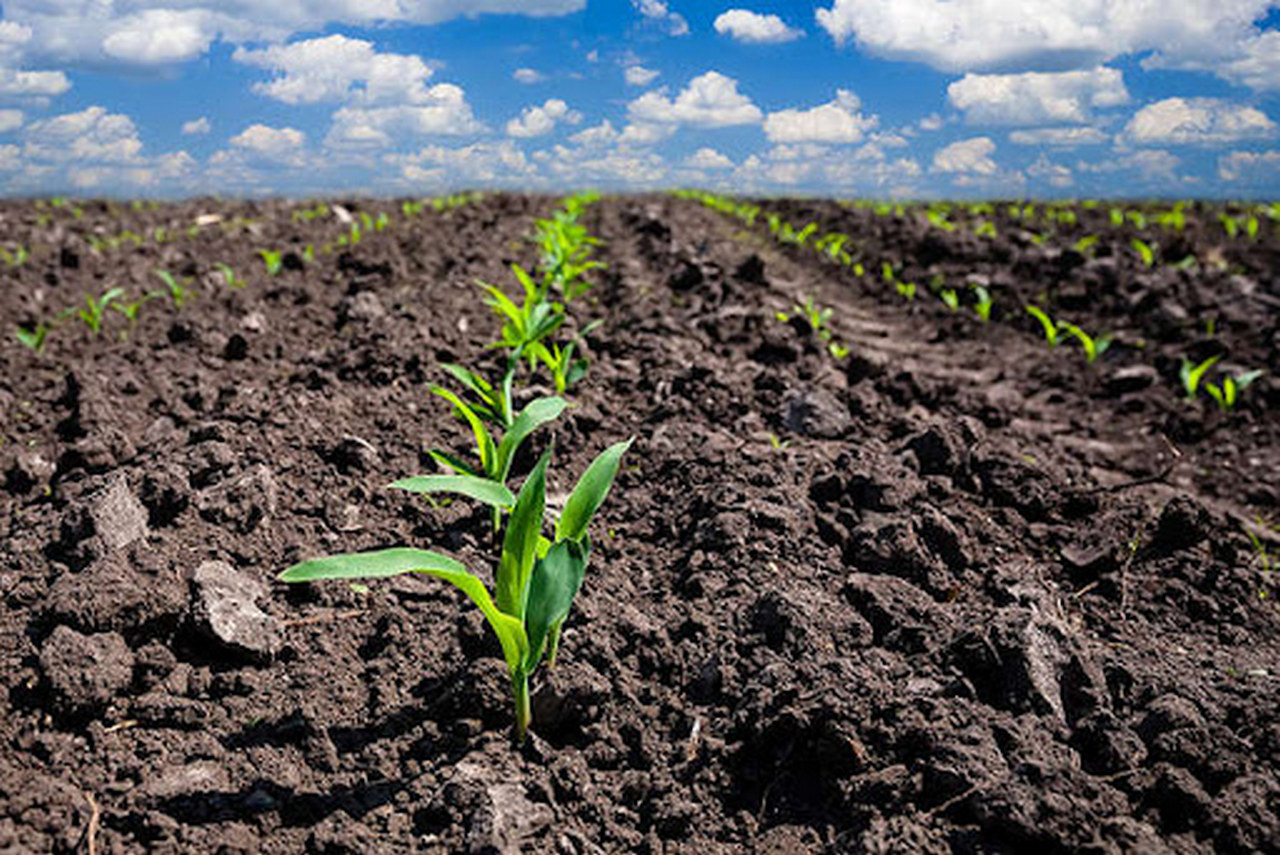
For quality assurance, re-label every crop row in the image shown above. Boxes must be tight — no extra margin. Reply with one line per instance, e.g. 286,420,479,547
676,190,1268,415
278,193,631,742
10,193,482,354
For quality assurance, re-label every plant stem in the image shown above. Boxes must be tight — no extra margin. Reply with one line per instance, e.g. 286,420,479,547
546,624,563,670
512,671,531,743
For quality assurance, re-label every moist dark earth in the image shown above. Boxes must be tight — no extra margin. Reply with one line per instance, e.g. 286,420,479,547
1,193,1278,854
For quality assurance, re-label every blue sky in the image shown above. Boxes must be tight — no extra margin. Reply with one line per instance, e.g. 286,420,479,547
0,1,1277,198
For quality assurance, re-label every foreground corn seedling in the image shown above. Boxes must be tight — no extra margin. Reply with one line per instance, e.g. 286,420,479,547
1058,322,1112,364
972,285,994,322
1204,369,1263,411
281,440,631,741
1180,355,1220,401
79,287,126,336
1025,306,1060,348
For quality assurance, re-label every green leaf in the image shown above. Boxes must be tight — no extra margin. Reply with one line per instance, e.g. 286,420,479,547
495,451,550,619
440,363,493,397
428,449,482,478
389,475,515,508
495,396,567,482
523,540,587,671
556,439,633,543
431,386,496,476
421,567,529,674
1181,355,1220,399
280,547,466,582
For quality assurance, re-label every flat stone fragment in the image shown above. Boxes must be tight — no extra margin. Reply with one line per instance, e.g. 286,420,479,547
188,560,282,658
90,475,149,550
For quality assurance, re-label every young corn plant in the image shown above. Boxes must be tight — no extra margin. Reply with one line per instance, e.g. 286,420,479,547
529,321,603,395
939,288,960,312
481,265,565,355
214,262,244,290
895,281,917,302
1058,322,1112,364
79,287,125,336
439,356,522,430
972,285,994,322
280,440,631,742
1204,369,1264,411
1131,238,1156,268
1180,355,1220,401
258,249,284,276
1025,305,1060,348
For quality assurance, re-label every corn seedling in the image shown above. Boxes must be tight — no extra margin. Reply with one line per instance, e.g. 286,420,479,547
281,440,631,741
79,287,125,336
481,265,565,354
1131,238,1155,268
1180,355,1220,401
425,388,566,494
1072,235,1099,256
1058,322,1112,363
1204,369,1263,411
0,246,29,267
258,249,284,276
112,290,165,324
895,281,917,302
529,320,603,395
155,270,194,308
974,221,997,239
15,322,52,352
972,285,993,322
1025,305,1060,348
939,289,959,312
438,356,523,430
214,262,244,290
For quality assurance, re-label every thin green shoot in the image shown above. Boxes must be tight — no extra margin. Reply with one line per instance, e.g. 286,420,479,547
258,249,284,276
1025,305,1059,348
79,287,126,336
1180,355,1221,401
1204,369,1263,411
1131,238,1155,268
972,285,993,322
1058,322,1112,363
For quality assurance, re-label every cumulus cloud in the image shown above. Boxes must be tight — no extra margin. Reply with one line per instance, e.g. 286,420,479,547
714,10,803,44
764,89,876,144
1218,149,1280,181
513,68,544,84
685,147,734,169
24,106,143,163
229,123,306,161
1027,153,1073,187
182,116,211,135
1077,149,1180,182
813,0,1276,85
932,136,997,174
624,65,660,86
732,143,922,194
0,1,587,68
392,140,536,186
1118,98,1275,146
1008,126,1108,146
948,67,1128,125
234,35,439,106
0,109,22,133
325,86,484,148
628,71,762,128
632,0,689,36
506,99,582,138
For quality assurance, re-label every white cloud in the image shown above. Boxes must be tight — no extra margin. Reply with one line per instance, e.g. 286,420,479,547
513,68,544,84
1027,153,1073,187
628,71,762,128
918,113,944,132
325,87,484,149
632,0,689,36
948,67,1128,125
540,144,670,185
229,123,306,161
0,1,587,68
393,140,536,186
506,98,581,138
1077,149,1180,182
0,109,23,133
685,147,733,169
182,116,211,135
1213,31,1280,92
1119,98,1275,146
24,106,143,163
764,89,876,144
625,65,660,86
813,0,1276,84
1009,126,1108,146
714,10,803,44
1218,149,1280,181
932,136,997,174
732,143,922,194
234,35,438,106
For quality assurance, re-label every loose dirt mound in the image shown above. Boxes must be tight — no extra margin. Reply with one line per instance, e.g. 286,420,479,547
2,195,1278,853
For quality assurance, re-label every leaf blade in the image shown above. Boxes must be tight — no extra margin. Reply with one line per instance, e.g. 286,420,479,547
389,475,515,508
555,439,632,543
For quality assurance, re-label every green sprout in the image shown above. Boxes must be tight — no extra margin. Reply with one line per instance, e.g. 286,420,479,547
1131,238,1155,268
939,288,959,312
896,281,917,302
438,357,521,430
258,249,284,276
424,388,566,492
972,285,993,322
155,270,194,308
1025,305,1060,348
1180,355,1220,401
79,287,125,336
214,262,244,290
1072,235,1099,255
302,244,316,264
1204,369,1263,411
529,320,603,395
112,290,165,324
0,245,29,267
280,440,631,742
974,220,997,239
480,264,565,354
1057,322,1112,364
15,322,52,352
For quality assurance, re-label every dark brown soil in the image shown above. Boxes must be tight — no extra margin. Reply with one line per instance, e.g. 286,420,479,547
2,194,1278,854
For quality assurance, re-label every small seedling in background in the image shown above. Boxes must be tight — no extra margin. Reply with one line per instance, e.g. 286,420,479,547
972,285,993,322
258,249,284,276
1204,369,1263,411
895,281,917,302
112,290,165,324
424,388,566,494
374,212,390,231
280,440,631,742
214,262,244,290
939,288,959,312
1180,355,1220,401
301,244,316,264
1025,305,1060,348
1131,238,1155,268
15,322,52,352
974,220,997,239
155,270,194,308
529,320,603,395
1058,322,1112,364
0,246,29,267
1072,235,1099,255
480,265,565,354
78,287,125,336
